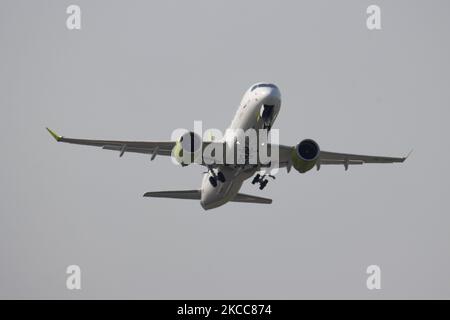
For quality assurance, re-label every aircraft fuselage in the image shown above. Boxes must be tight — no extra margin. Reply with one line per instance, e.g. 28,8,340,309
200,83,281,210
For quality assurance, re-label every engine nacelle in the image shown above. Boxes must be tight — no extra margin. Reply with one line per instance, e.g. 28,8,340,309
172,131,202,166
291,139,320,173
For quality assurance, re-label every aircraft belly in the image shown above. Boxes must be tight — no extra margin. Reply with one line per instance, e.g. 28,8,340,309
200,168,248,210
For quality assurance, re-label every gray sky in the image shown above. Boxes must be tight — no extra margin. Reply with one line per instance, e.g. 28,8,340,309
1,0,449,299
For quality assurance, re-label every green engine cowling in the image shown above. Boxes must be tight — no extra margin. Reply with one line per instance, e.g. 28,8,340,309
172,131,203,166
291,139,320,173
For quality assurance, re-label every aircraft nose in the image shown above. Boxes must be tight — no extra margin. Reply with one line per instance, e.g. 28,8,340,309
260,86,281,103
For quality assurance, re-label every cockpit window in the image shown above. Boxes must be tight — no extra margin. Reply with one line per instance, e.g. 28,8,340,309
251,83,277,92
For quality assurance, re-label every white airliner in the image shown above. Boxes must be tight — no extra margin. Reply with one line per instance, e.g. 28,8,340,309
47,83,408,210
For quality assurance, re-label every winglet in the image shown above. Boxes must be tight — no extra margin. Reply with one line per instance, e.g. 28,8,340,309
404,149,413,161
46,127,62,141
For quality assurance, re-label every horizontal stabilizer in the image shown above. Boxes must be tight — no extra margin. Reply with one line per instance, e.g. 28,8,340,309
231,193,272,204
143,190,200,200
143,190,272,204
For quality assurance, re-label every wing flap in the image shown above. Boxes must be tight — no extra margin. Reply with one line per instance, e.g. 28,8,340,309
319,150,407,164
319,159,364,165
102,145,173,156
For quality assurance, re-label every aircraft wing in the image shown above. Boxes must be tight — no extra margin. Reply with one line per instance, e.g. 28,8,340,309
47,128,408,170
46,128,238,166
46,128,175,158
275,144,408,171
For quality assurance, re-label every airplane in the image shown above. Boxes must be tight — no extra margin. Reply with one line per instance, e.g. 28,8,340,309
46,82,408,210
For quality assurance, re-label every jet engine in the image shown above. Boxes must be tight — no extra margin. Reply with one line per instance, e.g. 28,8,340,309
172,131,202,166
291,139,320,173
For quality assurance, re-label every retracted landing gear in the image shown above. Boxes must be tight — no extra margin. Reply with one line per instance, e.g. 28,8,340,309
251,173,275,190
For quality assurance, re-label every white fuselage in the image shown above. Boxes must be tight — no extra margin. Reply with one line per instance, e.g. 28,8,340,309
200,83,281,210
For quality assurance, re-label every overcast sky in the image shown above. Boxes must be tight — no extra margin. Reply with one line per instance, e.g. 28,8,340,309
1,0,449,299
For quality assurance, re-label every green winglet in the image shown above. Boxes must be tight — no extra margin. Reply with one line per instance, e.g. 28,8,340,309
46,127,62,141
